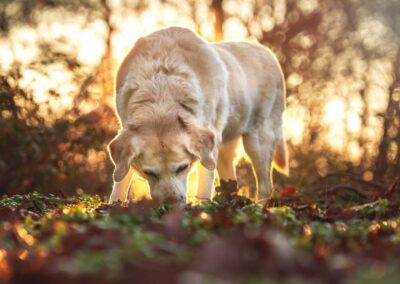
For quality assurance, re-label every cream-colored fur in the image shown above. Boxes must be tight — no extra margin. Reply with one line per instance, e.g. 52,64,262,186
108,27,288,204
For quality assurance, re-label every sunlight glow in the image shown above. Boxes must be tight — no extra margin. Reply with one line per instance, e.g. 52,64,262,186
113,18,141,63
0,41,14,71
347,141,362,162
0,249,11,282
200,212,209,220
17,250,29,261
187,163,199,203
323,98,346,149
129,173,151,201
303,224,312,236
346,112,361,133
324,98,345,123
76,23,107,65
223,18,248,40
284,105,307,145
0,250,6,262
15,224,35,246
10,27,38,63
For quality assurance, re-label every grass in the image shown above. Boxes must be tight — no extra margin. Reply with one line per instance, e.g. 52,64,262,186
1,180,400,284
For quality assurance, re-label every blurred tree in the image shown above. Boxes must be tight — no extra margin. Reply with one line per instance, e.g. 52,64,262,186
0,0,137,195
218,0,399,185
211,0,223,41
363,0,400,182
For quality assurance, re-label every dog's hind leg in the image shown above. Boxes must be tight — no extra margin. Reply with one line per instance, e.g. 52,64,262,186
109,168,133,204
242,127,276,203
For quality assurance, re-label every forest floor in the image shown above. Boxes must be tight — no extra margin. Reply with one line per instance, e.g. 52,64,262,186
1,178,400,284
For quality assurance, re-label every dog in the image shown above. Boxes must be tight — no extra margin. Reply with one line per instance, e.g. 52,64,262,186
108,27,289,204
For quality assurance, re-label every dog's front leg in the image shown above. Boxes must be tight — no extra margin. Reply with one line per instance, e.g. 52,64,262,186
196,163,215,201
109,168,133,204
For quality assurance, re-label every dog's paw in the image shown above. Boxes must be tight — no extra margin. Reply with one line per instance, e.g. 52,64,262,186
108,194,126,204
256,190,273,206
192,195,211,205
256,197,270,207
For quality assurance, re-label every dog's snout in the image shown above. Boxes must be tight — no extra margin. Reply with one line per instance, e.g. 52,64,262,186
164,194,184,205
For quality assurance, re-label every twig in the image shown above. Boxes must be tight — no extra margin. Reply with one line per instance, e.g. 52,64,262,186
315,184,369,199
309,173,387,190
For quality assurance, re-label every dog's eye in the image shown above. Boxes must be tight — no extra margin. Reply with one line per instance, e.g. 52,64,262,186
176,164,189,174
143,170,158,178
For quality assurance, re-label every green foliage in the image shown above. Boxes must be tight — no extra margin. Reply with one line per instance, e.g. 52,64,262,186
1,187,400,283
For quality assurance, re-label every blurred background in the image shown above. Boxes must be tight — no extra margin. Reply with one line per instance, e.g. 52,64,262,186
0,0,399,198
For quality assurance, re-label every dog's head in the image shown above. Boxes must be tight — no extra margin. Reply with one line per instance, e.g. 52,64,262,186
108,115,217,204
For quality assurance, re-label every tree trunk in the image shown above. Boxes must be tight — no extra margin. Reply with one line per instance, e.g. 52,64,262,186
211,0,223,41
374,52,400,181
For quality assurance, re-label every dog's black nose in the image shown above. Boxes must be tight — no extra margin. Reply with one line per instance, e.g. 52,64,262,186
164,196,180,204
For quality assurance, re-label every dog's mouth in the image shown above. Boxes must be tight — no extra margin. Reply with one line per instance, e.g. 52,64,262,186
151,194,185,206
163,196,185,205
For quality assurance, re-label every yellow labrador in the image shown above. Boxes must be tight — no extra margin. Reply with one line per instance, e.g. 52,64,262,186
108,27,288,204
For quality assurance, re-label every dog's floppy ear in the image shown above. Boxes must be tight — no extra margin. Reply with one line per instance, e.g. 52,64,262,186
108,130,138,182
187,126,217,170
